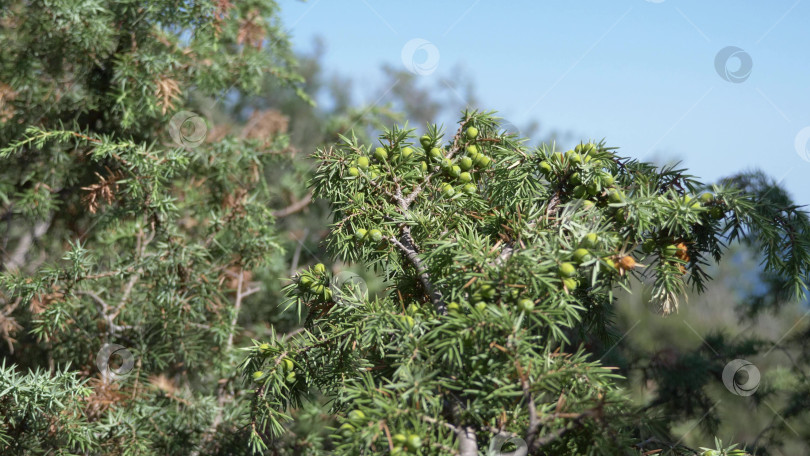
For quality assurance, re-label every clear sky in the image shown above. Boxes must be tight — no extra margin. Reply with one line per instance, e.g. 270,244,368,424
279,0,810,206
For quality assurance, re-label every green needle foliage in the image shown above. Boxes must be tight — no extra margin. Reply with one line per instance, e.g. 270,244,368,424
2,1,810,455
0,0,304,454
242,112,809,455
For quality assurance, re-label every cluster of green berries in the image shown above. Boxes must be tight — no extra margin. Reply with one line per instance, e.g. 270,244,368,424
338,409,367,436
538,142,621,206
347,154,382,180
555,232,607,290
354,227,385,245
252,348,296,384
296,263,332,301
691,191,725,219
391,432,423,454
445,282,537,315
424,127,490,198
343,125,493,201
337,411,423,453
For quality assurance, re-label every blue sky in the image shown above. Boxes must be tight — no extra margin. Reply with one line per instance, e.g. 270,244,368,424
279,1,810,206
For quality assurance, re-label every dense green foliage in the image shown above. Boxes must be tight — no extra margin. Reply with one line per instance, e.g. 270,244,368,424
2,1,810,456
0,0,302,453
241,113,808,455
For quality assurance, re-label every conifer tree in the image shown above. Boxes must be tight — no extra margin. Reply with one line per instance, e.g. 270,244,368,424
0,0,306,453
242,112,808,455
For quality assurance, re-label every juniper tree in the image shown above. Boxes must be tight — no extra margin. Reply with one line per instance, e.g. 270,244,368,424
0,0,310,453
242,112,809,455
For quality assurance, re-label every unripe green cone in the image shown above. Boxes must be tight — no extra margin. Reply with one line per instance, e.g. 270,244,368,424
518,299,534,312
539,161,552,175
608,189,624,203
357,156,370,169
401,315,415,328
459,156,473,170
374,147,388,161
572,248,592,264
298,276,313,290
355,228,368,241
462,183,477,194
420,135,432,149
563,277,578,290
339,423,354,436
479,284,496,299
282,358,294,372
474,154,492,168
347,167,359,177
559,262,577,278
314,263,326,274
572,185,586,199
581,233,598,248
252,370,264,381
406,434,422,450
458,171,472,183
369,229,383,243
699,192,714,203
466,126,479,140
448,165,462,178
401,147,413,159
